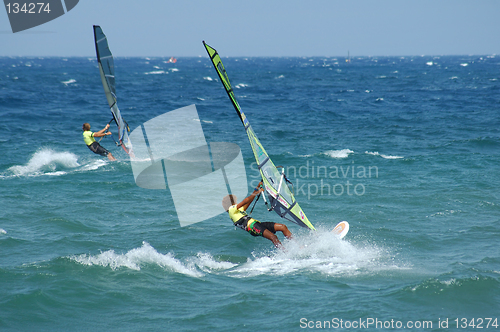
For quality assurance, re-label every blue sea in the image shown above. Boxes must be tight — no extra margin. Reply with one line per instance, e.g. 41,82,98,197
1,54,499,331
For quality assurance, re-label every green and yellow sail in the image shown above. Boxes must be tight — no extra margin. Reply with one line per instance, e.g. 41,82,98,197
203,41,315,230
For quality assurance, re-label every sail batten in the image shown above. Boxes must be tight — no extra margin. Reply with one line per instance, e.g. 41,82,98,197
93,25,132,155
203,41,315,230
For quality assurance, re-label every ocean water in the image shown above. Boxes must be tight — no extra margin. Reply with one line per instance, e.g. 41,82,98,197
0,55,499,331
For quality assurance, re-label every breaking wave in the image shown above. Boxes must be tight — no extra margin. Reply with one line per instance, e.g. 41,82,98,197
322,149,354,159
70,233,402,279
71,242,236,278
6,149,80,177
2,148,109,178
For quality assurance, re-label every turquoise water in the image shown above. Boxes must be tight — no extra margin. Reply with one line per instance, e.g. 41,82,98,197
0,55,499,331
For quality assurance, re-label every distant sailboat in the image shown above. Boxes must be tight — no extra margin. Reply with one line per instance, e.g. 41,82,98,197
346,51,351,63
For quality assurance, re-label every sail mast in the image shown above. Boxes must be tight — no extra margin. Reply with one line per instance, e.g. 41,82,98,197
203,41,315,230
93,25,132,155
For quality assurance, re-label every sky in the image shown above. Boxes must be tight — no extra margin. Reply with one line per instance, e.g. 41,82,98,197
1,0,499,57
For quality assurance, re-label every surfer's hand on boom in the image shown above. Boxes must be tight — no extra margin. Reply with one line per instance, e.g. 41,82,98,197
251,182,263,196
103,124,112,135
93,125,112,138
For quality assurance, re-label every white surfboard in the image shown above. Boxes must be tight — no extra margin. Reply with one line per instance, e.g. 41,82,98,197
331,221,349,239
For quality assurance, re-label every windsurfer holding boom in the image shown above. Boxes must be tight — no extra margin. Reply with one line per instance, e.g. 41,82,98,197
222,182,293,248
82,123,116,161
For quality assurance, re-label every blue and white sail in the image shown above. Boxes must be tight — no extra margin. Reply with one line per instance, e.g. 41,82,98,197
93,25,132,154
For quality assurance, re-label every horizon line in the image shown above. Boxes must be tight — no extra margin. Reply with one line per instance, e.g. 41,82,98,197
0,53,496,58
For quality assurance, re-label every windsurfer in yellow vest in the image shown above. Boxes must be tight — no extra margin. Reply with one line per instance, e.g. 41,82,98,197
82,123,116,161
222,182,293,248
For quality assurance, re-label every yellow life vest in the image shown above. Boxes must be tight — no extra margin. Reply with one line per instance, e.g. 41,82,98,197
228,204,248,223
228,205,258,230
83,131,95,146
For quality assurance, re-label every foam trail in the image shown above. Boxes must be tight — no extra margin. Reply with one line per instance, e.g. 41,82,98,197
79,159,108,171
229,228,398,278
70,236,400,279
365,151,404,159
189,253,237,273
7,149,80,176
71,242,237,277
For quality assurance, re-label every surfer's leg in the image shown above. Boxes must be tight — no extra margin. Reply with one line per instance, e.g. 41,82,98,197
274,223,292,239
98,144,116,161
107,152,116,161
262,229,282,248
91,143,116,161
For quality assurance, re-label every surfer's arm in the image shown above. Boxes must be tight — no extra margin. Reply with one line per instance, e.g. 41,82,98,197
237,184,263,211
93,124,112,137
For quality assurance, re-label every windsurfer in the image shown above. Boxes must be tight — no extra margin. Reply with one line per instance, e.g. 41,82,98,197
222,182,293,248
82,123,116,161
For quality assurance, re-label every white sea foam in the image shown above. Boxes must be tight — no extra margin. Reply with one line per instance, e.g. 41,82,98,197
203,76,213,81
80,159,108,171
193,118,213,124
365,151,404,159
322,149,354,159
7,149,80,177
70,237,399,279
71,242,236,277
188,252,237,273
145,70,165,75
229,229,397,278
61,79,76,85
